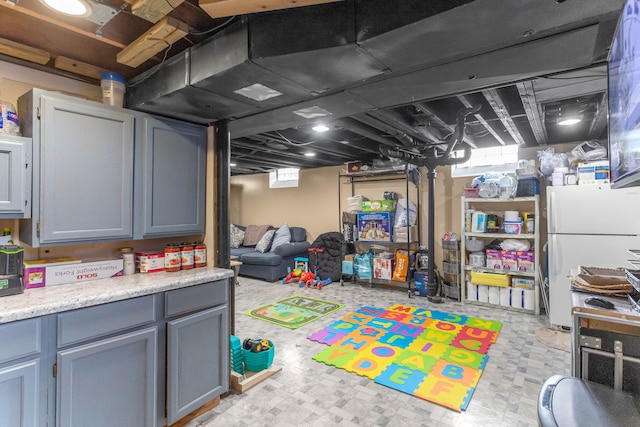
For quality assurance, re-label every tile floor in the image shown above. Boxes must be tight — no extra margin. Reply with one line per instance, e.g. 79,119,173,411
186,277,571,427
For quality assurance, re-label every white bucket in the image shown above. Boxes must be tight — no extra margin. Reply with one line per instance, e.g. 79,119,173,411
101,72,125,107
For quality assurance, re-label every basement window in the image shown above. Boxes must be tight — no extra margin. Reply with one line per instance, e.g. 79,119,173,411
269,168,300,188
452,145,518,177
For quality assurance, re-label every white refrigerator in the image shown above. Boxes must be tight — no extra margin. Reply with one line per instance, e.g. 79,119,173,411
547,184,640,328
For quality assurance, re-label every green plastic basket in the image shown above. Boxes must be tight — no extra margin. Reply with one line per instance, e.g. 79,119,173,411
242,340,274,371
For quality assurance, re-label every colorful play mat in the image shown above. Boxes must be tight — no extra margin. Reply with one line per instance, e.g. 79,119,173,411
308,304,502,412
244,295,344,329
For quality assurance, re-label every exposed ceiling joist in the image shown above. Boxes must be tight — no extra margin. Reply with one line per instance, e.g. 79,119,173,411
482,89,526,146
413,102,478,149
198,0,344,19
516,82,547,145
129,0,186,23
117,16,189,68
0,36,49,65
0,1,126,49
54,56,105,80
457,95,506,146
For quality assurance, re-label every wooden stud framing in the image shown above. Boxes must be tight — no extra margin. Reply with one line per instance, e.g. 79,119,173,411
131,0,186,24
117,16,189,68
54,56,105,80
198,0,343,19
0,36,50,65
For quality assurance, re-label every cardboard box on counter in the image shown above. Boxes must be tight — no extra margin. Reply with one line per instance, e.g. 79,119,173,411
25,259,122,288
578,160,610,185
24,257,81,289
136,251,165,273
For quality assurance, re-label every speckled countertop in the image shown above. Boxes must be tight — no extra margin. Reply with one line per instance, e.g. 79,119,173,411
0,267,234,324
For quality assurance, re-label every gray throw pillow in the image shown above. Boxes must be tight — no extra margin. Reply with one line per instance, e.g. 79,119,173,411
269,224,291,252
255,229,276,253
230,224,245,248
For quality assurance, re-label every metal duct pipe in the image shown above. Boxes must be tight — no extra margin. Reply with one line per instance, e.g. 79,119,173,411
444,104,482,157
334,119,404,148
352,114,415,147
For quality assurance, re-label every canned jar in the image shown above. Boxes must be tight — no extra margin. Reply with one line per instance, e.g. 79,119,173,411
180,243,194,270
194,241,207,268
165,244,182,272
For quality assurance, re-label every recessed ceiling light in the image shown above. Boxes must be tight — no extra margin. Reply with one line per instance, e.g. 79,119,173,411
40,0,91,16
234,83,282,101
312,124,330,132
304,152,316,157
339,140,350,144
558,118,582,126
293,106,333,119
229,163,237,167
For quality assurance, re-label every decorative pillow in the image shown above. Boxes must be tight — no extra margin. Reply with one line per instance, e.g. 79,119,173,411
255,229,276,253
230,224,245,248
269,223,291,252
243,224,270,246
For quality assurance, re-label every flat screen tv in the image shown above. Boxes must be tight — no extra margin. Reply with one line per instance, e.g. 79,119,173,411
609,0,640,188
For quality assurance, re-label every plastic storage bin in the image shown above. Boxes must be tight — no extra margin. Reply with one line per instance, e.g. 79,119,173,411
101,72,126,107
243,340,274,371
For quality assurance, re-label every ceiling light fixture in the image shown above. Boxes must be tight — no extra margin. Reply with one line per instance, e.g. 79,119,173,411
304,152,316,157
556,105,583,126
558,117,582,126
312,124,329,132
40,0,92,16
229,163,237,167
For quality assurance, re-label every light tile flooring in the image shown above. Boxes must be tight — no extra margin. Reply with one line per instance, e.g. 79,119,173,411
186,277,571,427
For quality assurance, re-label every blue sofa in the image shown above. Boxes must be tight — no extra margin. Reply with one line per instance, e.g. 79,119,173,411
230,226,310,282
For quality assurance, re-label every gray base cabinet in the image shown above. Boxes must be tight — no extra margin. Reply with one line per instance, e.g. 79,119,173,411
0,135,32,219
56,327,158,427
0,280,229,427
0,317,43,427
0,360,39,426
167,306,227,424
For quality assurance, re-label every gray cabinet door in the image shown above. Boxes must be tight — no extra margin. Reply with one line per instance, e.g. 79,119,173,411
166,305,228,424
0,135,31,218
38,94,134,244
134,115,206,239
56,327,157,427
0,360,39,427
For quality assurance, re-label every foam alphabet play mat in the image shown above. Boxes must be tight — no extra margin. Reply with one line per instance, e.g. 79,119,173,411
307,304,502,411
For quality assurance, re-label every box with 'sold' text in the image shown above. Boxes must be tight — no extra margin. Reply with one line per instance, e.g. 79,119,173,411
24,259,123,288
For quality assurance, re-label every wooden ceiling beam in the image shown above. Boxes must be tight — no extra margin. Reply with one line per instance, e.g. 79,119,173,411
457,95,506,146
130,0,186,24
54,56,105,80
516,81,547,145
0,36,50,65
117,16,189,68
199,0,343,19
0,2,126,49
482,89,527,146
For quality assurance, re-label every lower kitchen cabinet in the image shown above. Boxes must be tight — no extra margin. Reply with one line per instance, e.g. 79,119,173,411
167,305,228,424
0,360,39,426
56,327,158,427
0,317,43,427
0,280,230,427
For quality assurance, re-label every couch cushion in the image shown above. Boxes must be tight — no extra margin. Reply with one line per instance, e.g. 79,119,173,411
230,224,245,248
255,229,276,253
230,247,255,258
240,251,283,267
243,224,270,246
290,227,306,243
270,224,291,252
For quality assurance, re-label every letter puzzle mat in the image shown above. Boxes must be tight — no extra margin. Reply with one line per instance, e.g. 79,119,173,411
307,304,502,411
244,295,344,329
